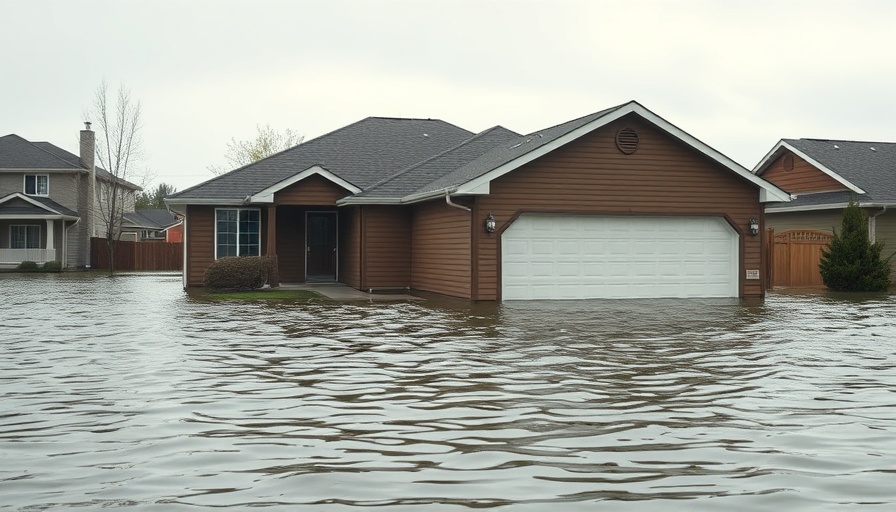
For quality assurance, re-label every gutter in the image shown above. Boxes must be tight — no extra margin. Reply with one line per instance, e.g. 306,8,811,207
337,186,459,207
444,192,471,212
870,206,888,244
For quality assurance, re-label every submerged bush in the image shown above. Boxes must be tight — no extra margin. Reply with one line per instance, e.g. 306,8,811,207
204,256,272,291
41,261,62,272
819,199,892,292
16,261,40,272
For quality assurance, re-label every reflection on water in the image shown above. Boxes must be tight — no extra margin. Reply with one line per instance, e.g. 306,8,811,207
1,273,895,511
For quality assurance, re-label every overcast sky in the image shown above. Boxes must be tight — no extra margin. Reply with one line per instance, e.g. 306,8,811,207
3,0,896,193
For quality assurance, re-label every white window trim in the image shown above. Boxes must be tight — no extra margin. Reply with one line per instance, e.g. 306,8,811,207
23,174,50,196
214,207,261,259
10,224,41,249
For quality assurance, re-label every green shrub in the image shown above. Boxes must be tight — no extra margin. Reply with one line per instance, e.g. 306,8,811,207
17,261,40,272
819,199,892,291
204,256,272,291
41,261,62,272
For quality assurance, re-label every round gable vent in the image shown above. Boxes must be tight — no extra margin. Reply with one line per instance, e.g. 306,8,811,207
615,127,639,154
782,153,794,171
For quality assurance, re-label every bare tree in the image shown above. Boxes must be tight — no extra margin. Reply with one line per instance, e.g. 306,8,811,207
208,124,303,175
87,80,145,276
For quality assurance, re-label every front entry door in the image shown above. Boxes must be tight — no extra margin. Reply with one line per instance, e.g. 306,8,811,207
306,211,337,282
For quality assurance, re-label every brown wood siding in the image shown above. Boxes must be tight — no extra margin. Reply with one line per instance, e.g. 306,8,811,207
361,206,411,289
339,206,362,288
185,205,215,287
762,152,847,194
274,174,350,205
766,210,842,235
411,200,471,298
276,206,306,282
473,115,764,300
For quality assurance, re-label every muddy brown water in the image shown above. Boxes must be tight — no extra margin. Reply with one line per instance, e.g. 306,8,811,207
1,273,895,510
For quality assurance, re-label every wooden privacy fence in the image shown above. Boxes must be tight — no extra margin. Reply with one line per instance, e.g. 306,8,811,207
91,238,183,271
766,229,832,287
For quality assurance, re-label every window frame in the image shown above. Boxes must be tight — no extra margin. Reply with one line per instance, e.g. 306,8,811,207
10,224,41,249
24,174,49,196
214,207,261,259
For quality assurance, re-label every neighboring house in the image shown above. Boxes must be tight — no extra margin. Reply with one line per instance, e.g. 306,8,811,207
0,124,141,268
122,209,183,242
166,101,789,300
753,139,896,285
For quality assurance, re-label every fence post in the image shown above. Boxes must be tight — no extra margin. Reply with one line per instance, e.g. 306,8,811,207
766,228,775,290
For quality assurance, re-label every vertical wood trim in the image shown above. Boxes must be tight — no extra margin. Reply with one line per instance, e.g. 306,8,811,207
360,206,366,290
470,198,480,300
266,205,279,287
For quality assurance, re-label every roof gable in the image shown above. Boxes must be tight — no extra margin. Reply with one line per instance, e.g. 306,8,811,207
0,192,79,218
249,166,360,203
756,138,896,211
388,101,790,204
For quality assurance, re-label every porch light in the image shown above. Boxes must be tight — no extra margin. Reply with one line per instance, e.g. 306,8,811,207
485,213,496,233
750,218,759,236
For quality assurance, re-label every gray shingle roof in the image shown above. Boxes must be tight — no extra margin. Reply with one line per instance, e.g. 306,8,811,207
0,135,83,169
0,134,140,190
169,117,475,202
122,208,180,229
169,101,779,206
767,139,896,209
356,125,523,199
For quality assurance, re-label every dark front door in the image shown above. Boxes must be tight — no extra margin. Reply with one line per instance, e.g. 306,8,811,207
306,211,337,282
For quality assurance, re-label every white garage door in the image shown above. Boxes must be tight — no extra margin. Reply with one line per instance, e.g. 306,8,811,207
502,214,738,300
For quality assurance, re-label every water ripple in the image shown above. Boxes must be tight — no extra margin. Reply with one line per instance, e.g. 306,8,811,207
1,273,895,510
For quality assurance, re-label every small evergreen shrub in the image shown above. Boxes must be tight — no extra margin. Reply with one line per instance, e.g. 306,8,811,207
16,261,40,272
41,261,62,272
819,199,892,291
204,256,272,291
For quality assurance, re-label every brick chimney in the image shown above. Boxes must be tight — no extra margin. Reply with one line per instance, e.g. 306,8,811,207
79,121,95,170
78,122,96,267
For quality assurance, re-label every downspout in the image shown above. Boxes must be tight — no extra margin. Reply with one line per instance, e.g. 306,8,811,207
869,206,887,244
445,192,471,212
64,218,80,269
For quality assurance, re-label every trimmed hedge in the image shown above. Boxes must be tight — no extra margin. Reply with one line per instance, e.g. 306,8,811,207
204,256,272,291
16,261,41,272
42,261,62,272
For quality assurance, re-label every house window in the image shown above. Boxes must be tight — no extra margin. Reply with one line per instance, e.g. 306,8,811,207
215,208,260,258
24,175,49,196
11,225,40,249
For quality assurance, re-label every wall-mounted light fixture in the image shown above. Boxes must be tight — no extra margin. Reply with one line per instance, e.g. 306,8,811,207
485,213,496,233
749,218,759,236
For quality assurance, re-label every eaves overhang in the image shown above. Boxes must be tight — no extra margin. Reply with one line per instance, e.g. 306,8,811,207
767,200,896,213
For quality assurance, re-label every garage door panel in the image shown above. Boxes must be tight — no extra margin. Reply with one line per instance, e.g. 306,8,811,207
502,214,738,300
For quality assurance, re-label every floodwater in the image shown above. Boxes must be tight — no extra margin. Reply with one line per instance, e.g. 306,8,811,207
1,273,895,511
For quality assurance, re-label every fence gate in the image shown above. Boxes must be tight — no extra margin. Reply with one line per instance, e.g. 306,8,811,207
768,230,833,287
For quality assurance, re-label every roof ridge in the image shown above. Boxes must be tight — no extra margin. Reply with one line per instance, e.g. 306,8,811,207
523,102,628,137
798,138,896,145
360,125,517,194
